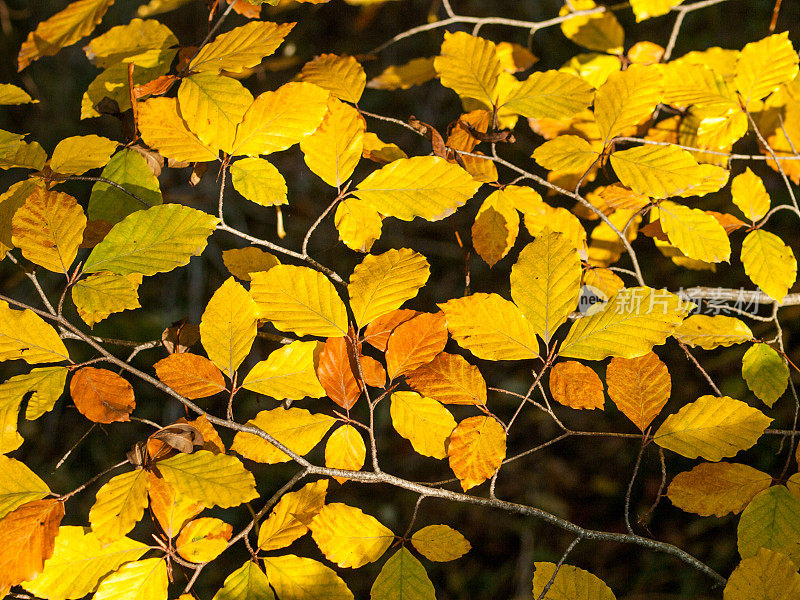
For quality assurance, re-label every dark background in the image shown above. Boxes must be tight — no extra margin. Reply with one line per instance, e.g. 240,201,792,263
2,1,800,598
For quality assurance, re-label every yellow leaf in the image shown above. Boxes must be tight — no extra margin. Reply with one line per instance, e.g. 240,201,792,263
147,473,202,539
84,204,218,275
524,205,587,252
242,341,324,401
309,503,393,568
405,352,487,406
595,64,662,143
742,343,789,407
0,84,36,105
11,188,86,273
176,517,232,563
263,555,353,600
17,0,114,71
89,469,149,543
257,479,328,551
21,526,148,600
301,54,366,103
355,156,480,222
731,168,770,221
667,462,772,517
155,450,258,509
367,57,437,90
325,424,365,483
178,73,253,154
609,144,713,199
737,486,800,566
348,248,430,328
71,272,141,326
0,456,50,520
674,314,753,349
390,391,456,459
724,548,800,600
502,70,594,120
137,0,192,16
434,31,501,106
250,265,348,337
741,229,796,302
439,293,540,360
0,300,69,365
334,197,383,252
532,562,616,600
0,499,64,591
233,82,329,157
231,407,335,464
560,0,624,54
83,18,176,68
89,149,162,225
0,369,66,451
361,132,407,164
212,560,274,600
496,42,538,73
447,415,506,491
300,97,364,187
656,201,730,263
511,230,581,343
230,158,287,206
630,0,683,20
549,361,604,410
654,395,771,460
0,179,40,255
559,53,622,88
222,247,280,281
735,33,799,106
471,190,519,267
82,59,174,119
93,558,168,600
410,525,471,562
49,135,117,175
583,266,624,299
138,97,219,163
190,21,294,73
560,287,690,360
371,548,435,600
200,277,258,378
607,352,670,431
532,135,600,174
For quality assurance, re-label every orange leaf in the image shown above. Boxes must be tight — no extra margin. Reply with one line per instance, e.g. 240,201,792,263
147,473,203,539
186,415,226,454
385,312,448,379
70,366,135,423
606,352,671,431
154,353,227,400
133,74,178,99
0,499,64,589
316,337,362,410
363,309,421,352
548,361,604,410
447,416,506,491
229,0,260,18
360,355,386,388
405,352,487,405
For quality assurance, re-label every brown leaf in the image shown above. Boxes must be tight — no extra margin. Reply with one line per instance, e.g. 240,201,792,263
409,116,448,159
79,219,112,248
0,499,64,589
639,219,669,241
70,367,135,423
708,211,747,234
446,110,492,153
150,423,205,455
162,319,200,354
133,74,178,99
386,312,448,379
363,309,420,352
316,336,362,410
154,352,226,399
548,361,604,410
606,352,671,431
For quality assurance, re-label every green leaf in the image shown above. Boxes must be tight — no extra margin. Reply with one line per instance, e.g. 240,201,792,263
88,149,163,225
741,229,797,303
155,450,258,509
212,561,275,600
742,343,789,407
71,272,141,327
737,486,800,567
502,70,594,120
532,562,616,600
371,548,436,600
83,204,218,276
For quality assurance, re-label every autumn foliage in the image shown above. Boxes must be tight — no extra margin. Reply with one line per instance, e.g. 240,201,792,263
2,0,800,599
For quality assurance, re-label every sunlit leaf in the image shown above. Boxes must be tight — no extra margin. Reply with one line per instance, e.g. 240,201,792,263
212,561,274,600
502,70,593,120
355,156,480,222
154,352,225,399
654,395,771,460
606,352,670,431
301,96,364,187
532,135,599,174
0,300,69,365
83,204,218,276
200,277,258,378
334,197,383,253
70,367,135,423
674,314,753,349
560,0,624,54
737,486,800,566
138,98,219,163
232,407,335,464
630,0,684,21
656,201,730,263
222,247,280,281
405,352,486,406
176,517,232,563
735,32,799,105
532,562,616,600
390,391,456,459
472,190,519,267
371,548,436,600
0,499,64,591
731,168,770,222
368,57,437,91
263,555,354,600
447,415,506,491
434,31,501,106
92,558,168,600
83,17,176,68
258,479,328,551
361,132,408,164
71,272,141,327
667,462,772,517
0,179,40,255
250,265,348,337
741,343,789,407
595,64,662,143
147,473,202,539
610,144,717,199
230,157,287,207
325,424,366,483
386,312,447,379
549,361,604,410
301,54,366,103
741,229,797,303
724,548,800,600
315,337,361,410
309,503,393,568
242,341,324,401
89,469,149,544
410,525,471,562
0,456,50,520
190,21,294,73
0,84,36,105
